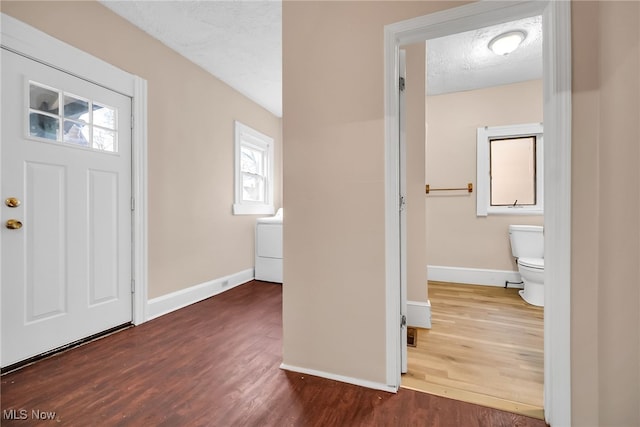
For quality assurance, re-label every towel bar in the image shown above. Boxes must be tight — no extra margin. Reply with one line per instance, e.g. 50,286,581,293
425,183,473,194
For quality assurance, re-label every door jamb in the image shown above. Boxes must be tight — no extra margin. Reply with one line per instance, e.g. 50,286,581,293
0,13,149,326
383,1,571,425
398,49,408,374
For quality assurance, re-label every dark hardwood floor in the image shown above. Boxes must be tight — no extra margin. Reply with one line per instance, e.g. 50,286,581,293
1,281,547,426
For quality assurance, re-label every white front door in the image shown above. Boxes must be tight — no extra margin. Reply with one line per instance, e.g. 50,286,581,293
1,49,133,367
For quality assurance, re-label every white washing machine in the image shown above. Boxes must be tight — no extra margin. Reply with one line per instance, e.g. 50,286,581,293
255,208,283,283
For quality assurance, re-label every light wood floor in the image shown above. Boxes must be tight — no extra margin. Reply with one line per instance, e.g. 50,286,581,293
402,281,544,420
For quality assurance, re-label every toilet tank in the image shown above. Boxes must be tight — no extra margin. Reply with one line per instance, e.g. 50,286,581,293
509,225,544,258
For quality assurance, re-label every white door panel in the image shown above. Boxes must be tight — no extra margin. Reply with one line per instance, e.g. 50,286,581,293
1,49,132,367
88,169,120,305
25,162,67,322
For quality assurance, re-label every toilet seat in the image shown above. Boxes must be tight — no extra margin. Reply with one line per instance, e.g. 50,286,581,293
518,257,544,270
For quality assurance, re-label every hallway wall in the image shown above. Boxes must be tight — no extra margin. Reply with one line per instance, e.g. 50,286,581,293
572,2,640,425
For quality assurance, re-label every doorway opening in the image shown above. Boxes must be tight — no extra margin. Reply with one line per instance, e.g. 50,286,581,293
384,2,571,426
403,15,544,418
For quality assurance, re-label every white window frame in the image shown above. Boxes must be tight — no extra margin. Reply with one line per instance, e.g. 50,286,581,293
476,122,544,216
233,121,275,215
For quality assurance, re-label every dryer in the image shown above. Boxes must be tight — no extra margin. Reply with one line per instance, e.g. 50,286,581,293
255,208,283,283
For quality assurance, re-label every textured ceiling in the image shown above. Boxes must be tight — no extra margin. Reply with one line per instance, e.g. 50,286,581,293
427,16,542,96
100,0,282,117
100,2,540,116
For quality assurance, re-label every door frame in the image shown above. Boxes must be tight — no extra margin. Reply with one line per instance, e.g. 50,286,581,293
0,13,149,326
383,1,571,425
398,49,408,374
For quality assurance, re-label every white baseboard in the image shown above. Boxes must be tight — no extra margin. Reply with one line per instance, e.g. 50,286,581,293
280,363,397,393
427,265,523,288
146,268,254,321
407,300,431,329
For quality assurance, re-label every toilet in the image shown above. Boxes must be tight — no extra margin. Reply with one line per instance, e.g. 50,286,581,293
508,225,544,307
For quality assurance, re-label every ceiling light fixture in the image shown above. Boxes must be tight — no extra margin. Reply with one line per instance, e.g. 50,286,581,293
488,30,527,56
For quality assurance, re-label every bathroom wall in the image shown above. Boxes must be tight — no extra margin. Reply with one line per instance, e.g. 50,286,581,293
426,80,544,273
1,1,283,299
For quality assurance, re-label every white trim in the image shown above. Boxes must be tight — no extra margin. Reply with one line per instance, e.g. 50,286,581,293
132,77,149,325
476,123,544,216
1,14,134,96
233,204,276,216
383,16,401,389
407,301,431,329
542,2,572,424
399,49,409,374
1,14,149,327
279,363,398,394
384,2,571,425
146,268,254,321
427,265,522,288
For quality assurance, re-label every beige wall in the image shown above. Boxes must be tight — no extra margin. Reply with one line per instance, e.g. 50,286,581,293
284,0,639,424
283,0,454,383
572,2,640,425
1,1,283,299
426,80,544,272
405,42,428,302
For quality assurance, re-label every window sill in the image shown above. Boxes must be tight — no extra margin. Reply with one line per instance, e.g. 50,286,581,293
479,207,544,217
233,203,275,216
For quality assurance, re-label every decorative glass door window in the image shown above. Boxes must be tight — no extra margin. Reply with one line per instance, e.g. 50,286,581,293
28,81,118,153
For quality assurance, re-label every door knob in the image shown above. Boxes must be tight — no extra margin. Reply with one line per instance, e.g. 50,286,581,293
5,197,20,208
6,219,22,230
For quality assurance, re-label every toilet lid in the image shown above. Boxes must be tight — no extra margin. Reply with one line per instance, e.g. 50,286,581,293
519,257,544,270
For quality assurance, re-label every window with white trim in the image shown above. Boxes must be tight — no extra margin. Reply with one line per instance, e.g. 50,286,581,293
476,123,543,216
233,121,275,215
